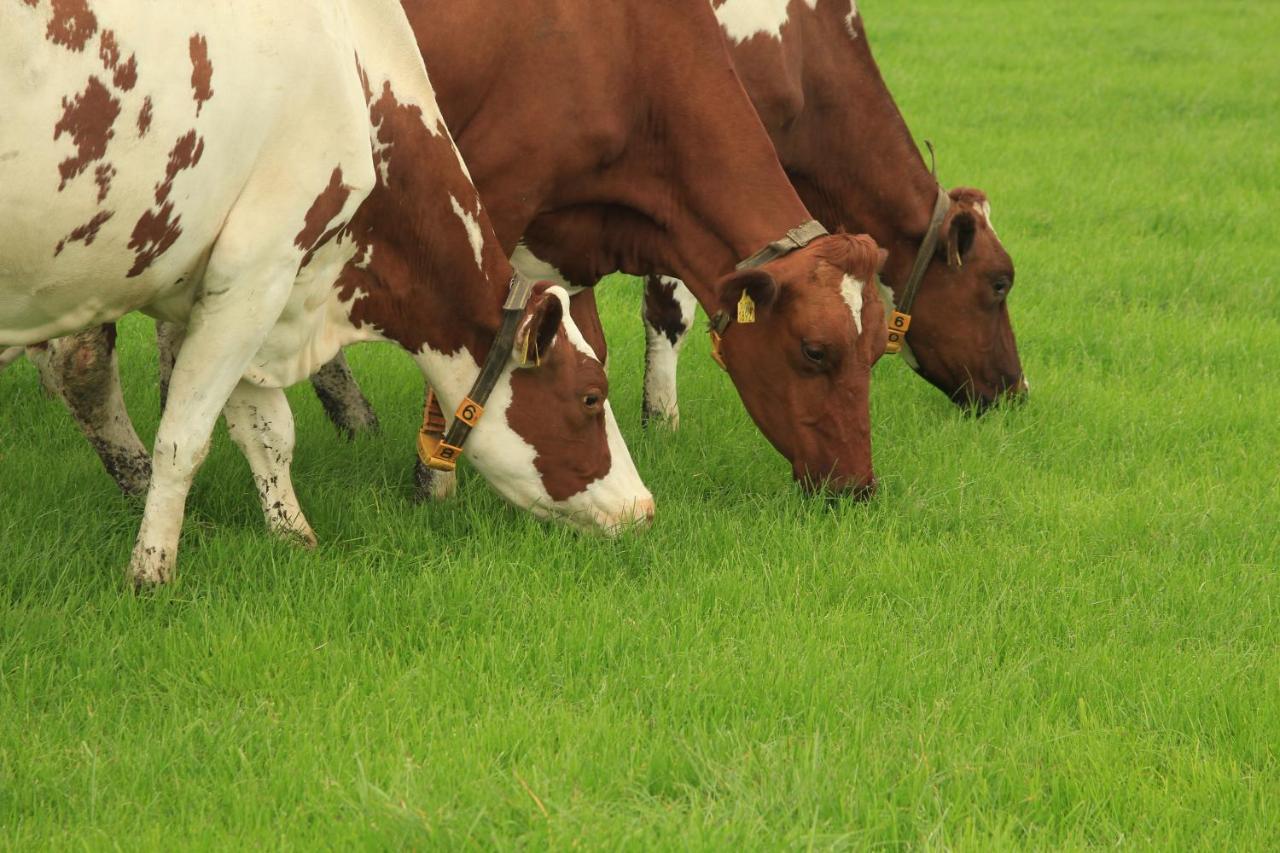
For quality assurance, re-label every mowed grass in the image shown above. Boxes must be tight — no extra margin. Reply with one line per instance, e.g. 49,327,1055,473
3,0,1279,847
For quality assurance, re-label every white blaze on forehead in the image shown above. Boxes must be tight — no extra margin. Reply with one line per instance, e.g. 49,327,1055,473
450,195,485,271
840,274,866,336
714,0,818,43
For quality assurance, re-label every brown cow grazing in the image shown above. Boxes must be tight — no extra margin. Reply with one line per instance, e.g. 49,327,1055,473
409,0,889,497
640,0,1027,424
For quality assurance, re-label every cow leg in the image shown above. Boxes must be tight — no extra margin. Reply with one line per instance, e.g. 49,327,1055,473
0,346,22,373
26,325,152,496
129,264,297,588
156,319,181,410
641,275,698,429
223,382,316,546
412,384,457,502
309,350,380,439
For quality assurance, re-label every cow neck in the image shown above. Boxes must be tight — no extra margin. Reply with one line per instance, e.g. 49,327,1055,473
407,0,816,317
630,3,816,307
770,7,941,297
338,86,509,370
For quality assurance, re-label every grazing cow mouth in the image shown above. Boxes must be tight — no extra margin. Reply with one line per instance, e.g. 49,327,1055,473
948,374,1029,414
526,496,657,535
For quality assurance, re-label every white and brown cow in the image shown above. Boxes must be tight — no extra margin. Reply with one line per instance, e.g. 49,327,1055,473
1,0,652,586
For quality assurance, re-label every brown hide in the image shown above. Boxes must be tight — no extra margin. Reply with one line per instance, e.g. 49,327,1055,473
323,63,617,500
404,0,885,494
727,0,1025,407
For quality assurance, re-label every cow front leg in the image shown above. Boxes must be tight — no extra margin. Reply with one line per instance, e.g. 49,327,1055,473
130,272,295,588
223,382,316,547
641,276,698,429
309,350,380,439
26,325,151,495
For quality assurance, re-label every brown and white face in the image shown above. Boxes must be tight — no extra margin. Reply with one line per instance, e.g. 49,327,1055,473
459,284,654,532
900,188,1026,411
715,234,889,497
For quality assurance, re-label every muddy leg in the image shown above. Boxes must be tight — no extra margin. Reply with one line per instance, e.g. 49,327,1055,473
223,382,316,546
309,350,380,439
26,324,151,495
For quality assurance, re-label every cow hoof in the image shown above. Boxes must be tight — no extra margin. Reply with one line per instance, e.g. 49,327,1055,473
129,546,173,589
413,462,457,503
640,405,680,431
269,518,317,549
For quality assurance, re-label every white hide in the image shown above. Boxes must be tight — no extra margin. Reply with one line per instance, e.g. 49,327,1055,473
450,194,485,271
714,0,818,43
845,3,860,39
839,274,866,336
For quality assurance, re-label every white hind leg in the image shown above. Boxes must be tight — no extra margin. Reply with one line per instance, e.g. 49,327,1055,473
641,276,697,429
223,382,316,547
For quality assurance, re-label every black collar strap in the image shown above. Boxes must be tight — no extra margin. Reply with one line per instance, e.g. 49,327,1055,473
735,220,829,270
886,186,950,355
708,220,829,370
419,271,536,472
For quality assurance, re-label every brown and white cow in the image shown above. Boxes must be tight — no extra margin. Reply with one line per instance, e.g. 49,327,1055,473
640,0,1027,424
0,0,651,586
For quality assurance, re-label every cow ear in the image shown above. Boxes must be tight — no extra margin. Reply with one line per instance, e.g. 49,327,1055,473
513,285,563,367
943,209,978,270
718,269,779,321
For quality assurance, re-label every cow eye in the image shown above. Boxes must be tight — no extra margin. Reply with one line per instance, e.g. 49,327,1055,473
801,342,826,365
992,276,1012,296
582,391,603,410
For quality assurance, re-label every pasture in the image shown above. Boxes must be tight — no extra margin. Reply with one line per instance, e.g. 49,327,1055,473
2,0,1278,846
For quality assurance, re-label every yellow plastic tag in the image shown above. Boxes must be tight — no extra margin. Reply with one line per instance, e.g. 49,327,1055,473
737,292,756,324
520,333,540,367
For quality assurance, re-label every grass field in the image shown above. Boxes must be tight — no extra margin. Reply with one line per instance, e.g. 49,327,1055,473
3,0,1279,847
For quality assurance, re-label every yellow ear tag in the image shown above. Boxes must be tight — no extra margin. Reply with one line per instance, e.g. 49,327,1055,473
520,332,540,367
737,292,756,324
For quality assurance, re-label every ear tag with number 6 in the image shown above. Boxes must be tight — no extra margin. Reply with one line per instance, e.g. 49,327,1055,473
737,292,756,324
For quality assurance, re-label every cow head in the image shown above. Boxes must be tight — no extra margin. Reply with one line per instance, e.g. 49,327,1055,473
458,283,655,532
898,188,1026,410
713,234,888,496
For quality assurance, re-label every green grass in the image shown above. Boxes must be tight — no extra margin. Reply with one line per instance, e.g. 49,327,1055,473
3,0,1279,847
